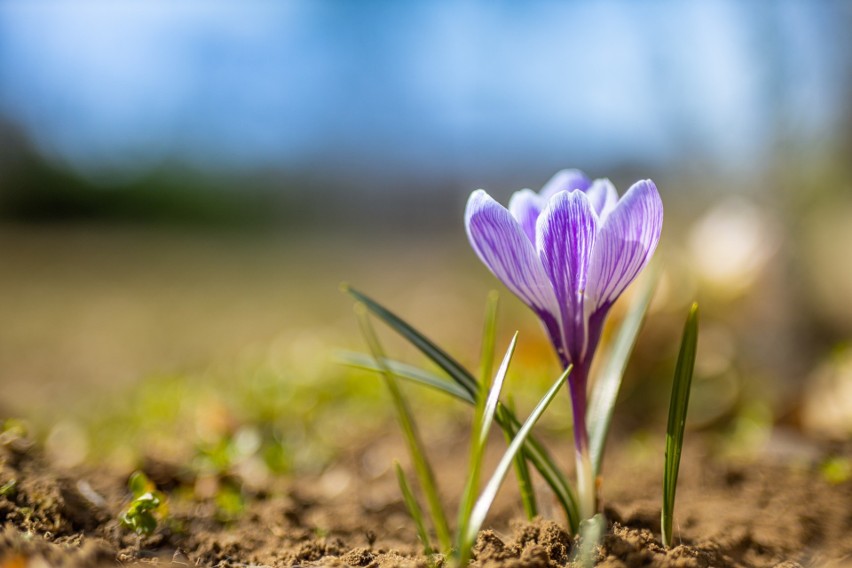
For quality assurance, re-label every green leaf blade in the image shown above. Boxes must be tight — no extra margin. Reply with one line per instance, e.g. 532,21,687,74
394,461,434,556
344,285,479,398
661,302,699,548
503,396,537,520
587,271,658,477
337,351,475,404
478,333,517,450
456,333,518,551
458,365,570,563
478,290,500,385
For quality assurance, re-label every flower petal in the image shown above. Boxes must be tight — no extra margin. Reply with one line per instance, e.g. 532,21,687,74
586,179,663,312
465,190,558,318
585,179,619,220
539,169,592,200
537,190,598,362
508,189,544,244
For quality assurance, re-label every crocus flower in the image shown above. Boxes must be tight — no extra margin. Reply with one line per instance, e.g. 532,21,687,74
464,169,663,519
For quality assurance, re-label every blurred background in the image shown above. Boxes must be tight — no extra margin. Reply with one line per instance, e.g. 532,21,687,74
1,1,851,476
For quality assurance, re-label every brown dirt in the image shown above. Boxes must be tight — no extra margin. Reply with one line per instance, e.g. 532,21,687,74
1,425,851,567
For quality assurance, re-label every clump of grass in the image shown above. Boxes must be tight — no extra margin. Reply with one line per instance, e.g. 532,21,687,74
342,286,581,533
341,279,658,533
353,299,568,565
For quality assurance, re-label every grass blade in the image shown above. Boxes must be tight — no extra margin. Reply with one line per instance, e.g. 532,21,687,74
456,333,518,552
355,305,453,552
394,461,434,556
344,285,479,398
661,302,699,548
458,365,570,564
478,291,500,385
337,351,475,403
478,334,517,462
587,270,658,477
504,396,537,519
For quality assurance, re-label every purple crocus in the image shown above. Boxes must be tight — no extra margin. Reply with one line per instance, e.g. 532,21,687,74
465,169,663,519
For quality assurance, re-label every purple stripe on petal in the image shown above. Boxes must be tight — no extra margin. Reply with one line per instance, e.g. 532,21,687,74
508,189,544,245
465,190,559,319
539,169,592,201
586,179,663,312
585,179,619,220
536,307,570,369
536,190,598,364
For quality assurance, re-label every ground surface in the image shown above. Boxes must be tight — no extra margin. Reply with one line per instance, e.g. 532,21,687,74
1,424,850,568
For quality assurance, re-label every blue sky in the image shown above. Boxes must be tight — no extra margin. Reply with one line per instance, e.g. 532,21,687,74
0,1,848,183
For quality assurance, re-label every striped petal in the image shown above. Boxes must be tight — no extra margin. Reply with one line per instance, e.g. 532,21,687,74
465,190,558,319
586,179,663,313
540,169,592,200
508,189,544,244
536,190,598,362
585,178,619,220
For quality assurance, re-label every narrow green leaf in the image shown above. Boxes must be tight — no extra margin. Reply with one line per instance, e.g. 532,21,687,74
661,302,699,548
497,406,579,532
337,351,475,403
458,366,570,564
456,333,518,552
587,270,658,477
478,291,500,385
343,285,479,398
477,333,516,458
394,461,434,556
355,305,453,553
504,395,537,519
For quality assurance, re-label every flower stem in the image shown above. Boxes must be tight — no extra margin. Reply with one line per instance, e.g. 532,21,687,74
575,446,595,522
568,363,596,521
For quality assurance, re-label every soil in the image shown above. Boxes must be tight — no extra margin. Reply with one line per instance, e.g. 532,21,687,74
1,425,851,567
